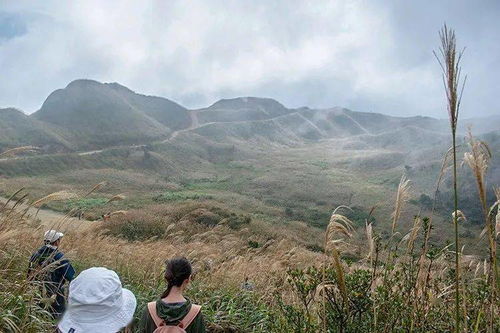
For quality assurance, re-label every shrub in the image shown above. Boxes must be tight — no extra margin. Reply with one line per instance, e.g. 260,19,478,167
225,214,251,229
305,243,324,253
345,206,376,227
188,209,221,227
106,218,165,241
248,240,260,248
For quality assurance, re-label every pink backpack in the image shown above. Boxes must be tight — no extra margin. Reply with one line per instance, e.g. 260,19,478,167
147,301,201,333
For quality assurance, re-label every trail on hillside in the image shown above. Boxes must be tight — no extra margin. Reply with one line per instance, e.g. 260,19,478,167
162,110,200,142
2,109,302,161
0,196,95,233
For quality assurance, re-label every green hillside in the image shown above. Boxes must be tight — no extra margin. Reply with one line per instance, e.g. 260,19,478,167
0,108,72,152
196,97,293,123
32,80,185,149
106,82,190,130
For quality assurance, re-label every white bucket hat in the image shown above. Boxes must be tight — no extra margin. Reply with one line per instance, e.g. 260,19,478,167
44,230,64,243
58,267,137,333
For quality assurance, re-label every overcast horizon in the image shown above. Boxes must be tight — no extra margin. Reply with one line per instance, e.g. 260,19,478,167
0,1,499,118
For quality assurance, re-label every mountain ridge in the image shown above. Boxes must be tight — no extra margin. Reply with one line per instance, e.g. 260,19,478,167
1,79,498,152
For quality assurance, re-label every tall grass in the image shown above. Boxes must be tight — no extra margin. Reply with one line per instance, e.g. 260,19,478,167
391,174,411,234
463,131,497,331
434,24,466,333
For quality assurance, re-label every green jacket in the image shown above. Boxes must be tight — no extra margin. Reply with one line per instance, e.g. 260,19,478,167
138,298,206,333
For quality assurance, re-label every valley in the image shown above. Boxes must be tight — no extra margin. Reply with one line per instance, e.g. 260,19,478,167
1,79,498,254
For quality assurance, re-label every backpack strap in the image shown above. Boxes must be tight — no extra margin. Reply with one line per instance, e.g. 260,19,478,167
147,301,165,328
179,304,201,329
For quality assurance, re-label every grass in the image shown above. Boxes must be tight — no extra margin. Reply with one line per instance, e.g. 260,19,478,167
435,24,466,333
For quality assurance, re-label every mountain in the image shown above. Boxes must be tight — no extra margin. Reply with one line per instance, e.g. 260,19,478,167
1,79,498,153
196,97,294,123
32,80,189,149
104,82,190,129
0,108,71,151
193,105,450,146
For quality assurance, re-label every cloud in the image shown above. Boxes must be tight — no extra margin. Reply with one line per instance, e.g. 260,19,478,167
0,0,498,118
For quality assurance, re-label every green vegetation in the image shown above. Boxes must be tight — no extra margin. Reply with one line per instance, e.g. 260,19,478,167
67,197,108,209
152,191,214,202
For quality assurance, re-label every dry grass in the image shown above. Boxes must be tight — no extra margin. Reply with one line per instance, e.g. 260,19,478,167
494,187,500,238
435,24,467,333
323,206,354,307
434,25,466,135
463,131,497,331
84,181,108,197
365,221,375,265
402,215,421,254
107,194,126,203
391,174,411,234
109,210,128,217
32,191,79,208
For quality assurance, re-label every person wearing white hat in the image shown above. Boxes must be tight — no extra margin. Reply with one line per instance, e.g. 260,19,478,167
28,229,75,318
57,267,137,333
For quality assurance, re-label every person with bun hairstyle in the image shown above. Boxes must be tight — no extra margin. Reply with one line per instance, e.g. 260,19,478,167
139,257,206,333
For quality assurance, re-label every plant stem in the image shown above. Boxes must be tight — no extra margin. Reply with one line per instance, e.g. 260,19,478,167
452,132,460,333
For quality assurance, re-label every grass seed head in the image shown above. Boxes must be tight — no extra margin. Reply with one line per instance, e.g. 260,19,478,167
32,191,79,208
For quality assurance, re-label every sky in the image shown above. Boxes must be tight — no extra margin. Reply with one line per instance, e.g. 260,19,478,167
0,1,498,118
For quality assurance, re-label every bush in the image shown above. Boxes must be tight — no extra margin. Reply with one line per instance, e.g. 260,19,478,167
305,243,324,253
248,240,260,248
345,206,376,226
107,219,165,241
189,209,221,227
225,214,251,229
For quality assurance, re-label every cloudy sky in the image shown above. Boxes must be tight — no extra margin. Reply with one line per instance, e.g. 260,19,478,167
0,1,498,118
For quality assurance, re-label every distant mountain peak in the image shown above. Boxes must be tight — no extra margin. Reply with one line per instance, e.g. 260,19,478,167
105,82,135,94
66,79,102,89
209,96,286,110
0,107,25,115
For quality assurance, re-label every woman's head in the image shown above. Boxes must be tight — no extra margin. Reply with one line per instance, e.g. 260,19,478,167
162,257,192,297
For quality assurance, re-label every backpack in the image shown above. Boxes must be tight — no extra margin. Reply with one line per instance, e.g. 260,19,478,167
28,248,63,289
147,301,201,333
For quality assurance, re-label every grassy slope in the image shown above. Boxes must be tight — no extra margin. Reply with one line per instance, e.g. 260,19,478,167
3,129,495,253
0,108,73,151
31,80,187,149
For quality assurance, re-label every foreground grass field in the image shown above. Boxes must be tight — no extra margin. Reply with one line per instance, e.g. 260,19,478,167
1,144,498,332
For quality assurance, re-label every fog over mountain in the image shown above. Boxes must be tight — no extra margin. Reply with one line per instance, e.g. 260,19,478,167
1,79,499,152
0,1,499,118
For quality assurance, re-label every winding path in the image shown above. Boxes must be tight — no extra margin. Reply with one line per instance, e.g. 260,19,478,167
0,108,327,161
0,196,95,233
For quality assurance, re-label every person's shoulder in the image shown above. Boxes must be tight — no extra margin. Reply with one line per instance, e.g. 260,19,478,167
29,246,46,260
53,251,65,260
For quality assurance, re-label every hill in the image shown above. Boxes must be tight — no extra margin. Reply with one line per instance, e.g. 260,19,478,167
0,108,72,152
32,80,189,149
196,97,294,123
